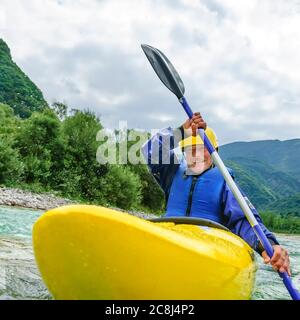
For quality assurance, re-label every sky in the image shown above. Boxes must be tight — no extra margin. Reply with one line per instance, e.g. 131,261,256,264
1,0,300,145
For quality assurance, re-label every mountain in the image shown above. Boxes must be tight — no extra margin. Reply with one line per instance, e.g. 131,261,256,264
224,158,300,208
220,139,300,182
0,39,48,118
219,140,300,214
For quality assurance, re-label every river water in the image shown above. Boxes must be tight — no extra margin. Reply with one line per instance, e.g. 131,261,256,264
0,205,299,300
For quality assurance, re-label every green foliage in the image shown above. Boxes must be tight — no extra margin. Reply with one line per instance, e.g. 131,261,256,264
14,109,63,185
260,211,300,234
0,39,48,118
51,102,68,121
0,102,15,123
0,139,23,183
128,164,165,212
0,103,23,183
60,110,108,199
0,103,155,211
115,128,165,211
0,103,20,138
101,165,142,209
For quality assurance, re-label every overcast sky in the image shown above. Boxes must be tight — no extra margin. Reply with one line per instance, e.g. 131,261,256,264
1,0,300,145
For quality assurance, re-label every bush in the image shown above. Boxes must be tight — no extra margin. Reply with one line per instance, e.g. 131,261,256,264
260,211,300,234
0,102,165,213
129,164,165,212
0,103,23,183
101,165,142,209
0,139,23,183
60,110,108,199
14,109,63,186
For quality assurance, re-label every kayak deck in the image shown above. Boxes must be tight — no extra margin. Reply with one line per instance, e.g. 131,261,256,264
33,205,256,300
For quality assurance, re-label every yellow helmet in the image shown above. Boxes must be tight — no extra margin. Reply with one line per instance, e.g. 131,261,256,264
179,127,218,149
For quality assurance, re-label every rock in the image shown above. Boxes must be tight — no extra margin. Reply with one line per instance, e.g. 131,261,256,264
0,187,76,211
0,187,157,219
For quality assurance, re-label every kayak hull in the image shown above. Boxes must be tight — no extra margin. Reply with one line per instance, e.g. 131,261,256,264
33,205,256,300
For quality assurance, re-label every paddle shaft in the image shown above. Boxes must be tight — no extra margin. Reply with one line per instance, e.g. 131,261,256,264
179,96,300,300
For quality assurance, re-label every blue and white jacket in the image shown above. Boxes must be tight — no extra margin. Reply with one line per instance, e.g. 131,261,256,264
142,127,279,254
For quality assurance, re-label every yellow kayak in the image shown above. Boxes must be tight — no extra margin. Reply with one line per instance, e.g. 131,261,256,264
32,205,256,300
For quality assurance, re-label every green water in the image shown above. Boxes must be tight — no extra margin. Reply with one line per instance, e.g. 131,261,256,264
0,205,299,300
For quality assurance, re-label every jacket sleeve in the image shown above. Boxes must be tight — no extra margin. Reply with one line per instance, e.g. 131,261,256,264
141,126,183,196
222,174,279,255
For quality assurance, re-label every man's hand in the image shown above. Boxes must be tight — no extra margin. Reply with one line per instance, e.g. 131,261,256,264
262,245,291,276
182,112,207,136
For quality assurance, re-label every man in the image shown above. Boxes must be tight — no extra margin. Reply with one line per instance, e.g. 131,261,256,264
142,112,291,275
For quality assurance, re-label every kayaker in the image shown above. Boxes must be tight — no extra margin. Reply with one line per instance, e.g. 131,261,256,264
142,112,291,275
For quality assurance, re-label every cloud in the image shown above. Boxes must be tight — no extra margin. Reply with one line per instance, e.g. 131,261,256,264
1,0,300,145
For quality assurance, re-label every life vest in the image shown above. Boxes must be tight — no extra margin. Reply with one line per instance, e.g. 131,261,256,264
165,161,232,224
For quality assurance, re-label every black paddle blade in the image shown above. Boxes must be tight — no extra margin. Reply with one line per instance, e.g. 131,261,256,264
141,44,185,99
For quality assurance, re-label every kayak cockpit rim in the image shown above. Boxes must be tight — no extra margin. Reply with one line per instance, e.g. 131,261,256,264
148,216,230,231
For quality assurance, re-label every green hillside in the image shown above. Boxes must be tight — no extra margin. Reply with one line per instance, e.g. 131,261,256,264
225,157,300,206
220,141,300,214
220,139,300,182
0,39,48,118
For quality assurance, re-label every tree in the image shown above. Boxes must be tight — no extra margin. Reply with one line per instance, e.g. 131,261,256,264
0,139,23,184
60,110,108,199
101,165,142,209
0,103,23,183
118,129,165,212
14,109,64,186
0,102,20,138
51,102,68,121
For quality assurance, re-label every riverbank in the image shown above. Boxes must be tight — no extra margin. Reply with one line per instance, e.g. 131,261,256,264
0,187,157,219
0,187,75,211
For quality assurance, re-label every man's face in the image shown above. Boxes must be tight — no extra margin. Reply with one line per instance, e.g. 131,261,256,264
184,144,212,175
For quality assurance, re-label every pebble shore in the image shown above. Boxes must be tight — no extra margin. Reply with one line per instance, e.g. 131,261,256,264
0,187,74,211
0,187,157,218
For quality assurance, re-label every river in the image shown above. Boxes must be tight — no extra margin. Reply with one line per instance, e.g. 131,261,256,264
0,205,299,300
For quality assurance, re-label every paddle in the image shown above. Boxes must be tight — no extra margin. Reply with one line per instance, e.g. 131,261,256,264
141,44,300,300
